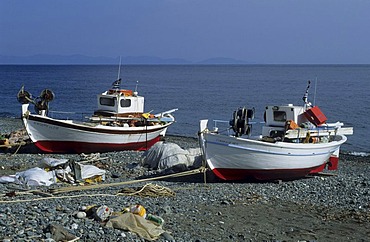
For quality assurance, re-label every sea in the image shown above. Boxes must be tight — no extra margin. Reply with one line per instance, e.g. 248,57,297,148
0,64,369,155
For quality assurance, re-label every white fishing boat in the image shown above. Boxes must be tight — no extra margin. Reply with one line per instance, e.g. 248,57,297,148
199,81,353,181
17,76,176,154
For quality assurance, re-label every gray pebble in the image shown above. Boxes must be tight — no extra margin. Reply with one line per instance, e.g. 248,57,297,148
0,134,369,241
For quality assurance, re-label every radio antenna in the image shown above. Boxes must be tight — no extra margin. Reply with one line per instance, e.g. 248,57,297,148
313,76,318,106
135,81,139,92
117,56,122,80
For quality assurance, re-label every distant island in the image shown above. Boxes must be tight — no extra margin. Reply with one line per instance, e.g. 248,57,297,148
0,54,255,65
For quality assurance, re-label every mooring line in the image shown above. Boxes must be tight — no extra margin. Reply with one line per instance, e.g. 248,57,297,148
49,166,207,194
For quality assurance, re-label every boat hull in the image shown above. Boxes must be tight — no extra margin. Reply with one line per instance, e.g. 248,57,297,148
23,113,171,153
201,132,347,181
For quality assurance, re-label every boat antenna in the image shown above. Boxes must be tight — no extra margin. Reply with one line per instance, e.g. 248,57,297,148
313,76,318,106
302,80,311,107
111,57,122,90
117,56,122,80
134,81,139,96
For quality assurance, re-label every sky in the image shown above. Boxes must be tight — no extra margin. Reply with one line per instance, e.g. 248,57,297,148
1,0,370,64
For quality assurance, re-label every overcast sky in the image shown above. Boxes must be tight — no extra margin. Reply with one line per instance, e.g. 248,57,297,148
1,0,370,64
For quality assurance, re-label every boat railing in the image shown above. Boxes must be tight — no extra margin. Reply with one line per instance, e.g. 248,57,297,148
212,119,265,136
285,125,353,139
211,118,353,140
211,120,231,134
49,110,92,121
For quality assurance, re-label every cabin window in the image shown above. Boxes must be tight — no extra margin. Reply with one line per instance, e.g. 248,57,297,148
120,99,131,108
100,97,115,107
273,111,286,122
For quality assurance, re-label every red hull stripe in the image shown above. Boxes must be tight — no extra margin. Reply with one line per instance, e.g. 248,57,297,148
212,165,323,181
28,115,167,135
34,137,160,153
328,156,339,170
309,164,326,174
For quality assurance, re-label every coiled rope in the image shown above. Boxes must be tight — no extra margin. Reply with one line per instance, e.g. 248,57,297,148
117,183,175,197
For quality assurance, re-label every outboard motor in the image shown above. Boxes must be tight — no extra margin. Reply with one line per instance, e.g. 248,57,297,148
229,107,255,137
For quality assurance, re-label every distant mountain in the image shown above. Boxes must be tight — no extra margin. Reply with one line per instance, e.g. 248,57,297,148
0,54,117,64
0,54,252,65
197,57,253,64
123,56,192,64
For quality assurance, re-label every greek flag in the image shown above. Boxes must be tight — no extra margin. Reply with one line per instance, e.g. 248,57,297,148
112,78,121,89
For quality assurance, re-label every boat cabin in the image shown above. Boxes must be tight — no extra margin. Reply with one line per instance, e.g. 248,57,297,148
260,103,338,142
94,89,144,117
262,104,309,138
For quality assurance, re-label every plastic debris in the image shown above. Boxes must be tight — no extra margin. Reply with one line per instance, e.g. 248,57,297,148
0,158,106,186
129,204,147,217
94,205,113,222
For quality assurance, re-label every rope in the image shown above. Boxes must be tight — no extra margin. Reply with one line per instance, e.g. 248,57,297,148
0,141,26,148
0,193,116,204
0,167,209,204
12,142,24,155
117,183,175,197
49,166,206,195
0,141,26,155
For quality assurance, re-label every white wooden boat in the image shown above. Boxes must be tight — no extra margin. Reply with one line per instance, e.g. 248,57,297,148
17,78,176,154
199,81,353,181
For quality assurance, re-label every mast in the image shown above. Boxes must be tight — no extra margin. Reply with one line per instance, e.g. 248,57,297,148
117,56,122,80
302,80,311,108
313,77,318,106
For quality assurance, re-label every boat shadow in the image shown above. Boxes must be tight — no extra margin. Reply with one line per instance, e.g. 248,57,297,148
1,142,43,154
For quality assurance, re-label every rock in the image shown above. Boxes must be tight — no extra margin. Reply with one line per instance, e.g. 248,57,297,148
76,212,87,219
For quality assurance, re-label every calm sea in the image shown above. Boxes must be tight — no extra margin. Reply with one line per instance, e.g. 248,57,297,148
0,65,369,154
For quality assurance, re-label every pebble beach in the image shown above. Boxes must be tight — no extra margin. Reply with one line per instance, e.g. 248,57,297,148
0,118,369,241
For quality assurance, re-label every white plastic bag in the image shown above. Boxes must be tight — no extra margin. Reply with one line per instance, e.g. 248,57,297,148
15,167,56,186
